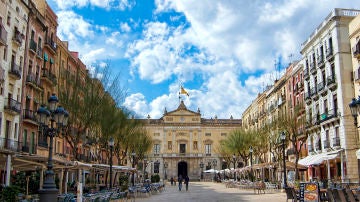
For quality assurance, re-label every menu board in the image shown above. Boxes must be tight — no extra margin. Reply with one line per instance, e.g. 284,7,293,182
299,182,319,202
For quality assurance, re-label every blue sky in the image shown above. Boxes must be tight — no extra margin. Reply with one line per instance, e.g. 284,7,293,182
47,0,360,119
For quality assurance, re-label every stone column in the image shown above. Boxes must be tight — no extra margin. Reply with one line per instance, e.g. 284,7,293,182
5,154,11,186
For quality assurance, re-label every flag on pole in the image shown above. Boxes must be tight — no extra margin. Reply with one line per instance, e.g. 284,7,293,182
180,86,189,96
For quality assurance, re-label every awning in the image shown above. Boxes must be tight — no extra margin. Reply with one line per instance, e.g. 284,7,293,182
298,150,341,166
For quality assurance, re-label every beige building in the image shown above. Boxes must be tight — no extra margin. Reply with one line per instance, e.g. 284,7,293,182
300,8,360,182
142,100,241,180
350,15,360,160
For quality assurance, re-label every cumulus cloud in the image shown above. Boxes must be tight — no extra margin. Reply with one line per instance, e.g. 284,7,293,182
50,0,135,10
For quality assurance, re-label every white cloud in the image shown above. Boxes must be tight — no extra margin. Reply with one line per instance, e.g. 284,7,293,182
120,22,131,32
50,0,135,10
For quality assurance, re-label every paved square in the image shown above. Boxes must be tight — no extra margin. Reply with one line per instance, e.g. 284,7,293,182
136,182,287,202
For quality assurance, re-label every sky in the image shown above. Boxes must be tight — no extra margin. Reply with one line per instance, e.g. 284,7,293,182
47,0,360,119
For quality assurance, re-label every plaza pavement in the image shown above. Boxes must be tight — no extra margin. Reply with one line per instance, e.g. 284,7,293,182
135,181,287,202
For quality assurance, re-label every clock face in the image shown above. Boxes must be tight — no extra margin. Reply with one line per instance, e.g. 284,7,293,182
180,117,185,122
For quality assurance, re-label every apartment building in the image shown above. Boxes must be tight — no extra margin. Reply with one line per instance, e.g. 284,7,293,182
349,13,360,164
300,8,360,182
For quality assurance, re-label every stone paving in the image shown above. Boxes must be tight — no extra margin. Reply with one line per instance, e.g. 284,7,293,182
135,181,287,202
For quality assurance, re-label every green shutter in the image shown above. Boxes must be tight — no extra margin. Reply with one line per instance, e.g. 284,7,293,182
44,53,48,61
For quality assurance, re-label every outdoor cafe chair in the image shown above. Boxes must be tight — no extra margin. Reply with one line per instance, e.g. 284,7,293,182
285,187,299,202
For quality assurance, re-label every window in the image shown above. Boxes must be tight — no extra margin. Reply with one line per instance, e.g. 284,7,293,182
7,12,10,26
168,141,172,150
221,133,227,136
153,133,160,136
14,123,18,139
153,144,160,154
193,141,198,150
23,129,27,146
205,133,211,136
179,144,186,153
205,144,211,155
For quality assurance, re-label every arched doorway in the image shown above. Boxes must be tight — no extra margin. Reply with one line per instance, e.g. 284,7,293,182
178,161,188,178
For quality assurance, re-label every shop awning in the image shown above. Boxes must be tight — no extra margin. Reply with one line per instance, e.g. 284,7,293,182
298,149,341,166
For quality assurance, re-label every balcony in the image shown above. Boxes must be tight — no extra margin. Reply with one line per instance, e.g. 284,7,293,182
9,63,22,80
0,67,4,82
304,68,310,80
333,137,341,147
326,47,334,61
308,145,313,152
26,73,42,91
0,24,7,46
45,37,57,53
310,86,318,100
4,98,21,114
41,68,57,86
38,140,48,148
305,91,312,105
327,75,337,91
352,40,360,60
23,109,38,124
29,39,37,54
311,114,320,125
12,28,23,46
310,61,317,75
317,81,327,96
355,67,360,84
0,138,21,152
323,140,330,149
319,108,337,123
317,55,325,68
36,47,43,59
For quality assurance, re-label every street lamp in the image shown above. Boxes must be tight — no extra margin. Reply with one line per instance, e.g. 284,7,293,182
108,137,114,189
232,154,236,181
37,94,69,201
199,162,204,180
131,151,136,186
164,162,168,180
349,97,360,126
212,159,217,181
249,146,253,182
280,131,287,188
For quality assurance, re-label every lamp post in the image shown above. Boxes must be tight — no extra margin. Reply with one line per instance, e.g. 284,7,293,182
37,94,69,201
212,159,217,181
108,137,114,189
249,146,253,182
164,162,168,180
280,131,287,188
131,151,136,186
232,154,236,181
199,162,204,180
349,97,360,126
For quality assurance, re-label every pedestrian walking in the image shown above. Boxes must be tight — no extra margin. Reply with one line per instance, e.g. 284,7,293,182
185,175,189,191
178,175,183,191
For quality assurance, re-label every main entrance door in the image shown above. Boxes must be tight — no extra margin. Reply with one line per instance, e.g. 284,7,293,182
178,161,188,177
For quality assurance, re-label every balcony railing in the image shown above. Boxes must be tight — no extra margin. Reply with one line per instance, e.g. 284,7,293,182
304,68,310,80
319,108,337,123
310,61,316,74
0,24,7,46
36,47,43,58
310,86,317,96
327,75,337,90
4,98,21,113
23,109,38,122
41,68,57,85
308,145,313,152
45,37,57,52
29,39,37,52
0,138,21,152
333,137,341,147
13,29,23,45
0,67,4,82
317,55,324,67
9,63,22,79
323,140,330,149
317,81,325,92
38,140,48,148
326,47,333,60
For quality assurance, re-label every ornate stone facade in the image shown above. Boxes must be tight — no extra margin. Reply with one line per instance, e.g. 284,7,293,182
140,101,242,180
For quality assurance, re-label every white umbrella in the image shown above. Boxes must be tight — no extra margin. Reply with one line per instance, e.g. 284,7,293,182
203,169,219,173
